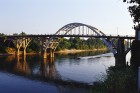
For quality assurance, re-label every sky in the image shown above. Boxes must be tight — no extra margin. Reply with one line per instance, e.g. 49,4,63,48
0,0,135,35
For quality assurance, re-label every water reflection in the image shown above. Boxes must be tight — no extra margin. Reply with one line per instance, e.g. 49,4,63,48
0,51,115,85
0,51,117,93
0,55,57,80
55,50,108,59
12,56,60,82
39,58,56,80
14,56,31,76
0,51,132,93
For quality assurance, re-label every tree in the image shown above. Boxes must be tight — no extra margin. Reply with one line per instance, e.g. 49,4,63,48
0,33,5,36
13,33,18,36
19,32,26,35
123,0,140,30
123,0,140,70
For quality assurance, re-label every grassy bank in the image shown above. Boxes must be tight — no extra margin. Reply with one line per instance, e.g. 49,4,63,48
0,48,108,56
55,48,107,54
91,66,137,93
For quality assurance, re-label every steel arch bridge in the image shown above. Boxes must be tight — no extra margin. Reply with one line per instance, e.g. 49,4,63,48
0,22,134,64
46,23,116,55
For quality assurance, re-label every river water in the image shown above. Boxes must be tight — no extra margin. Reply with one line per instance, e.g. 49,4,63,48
0,51,131,93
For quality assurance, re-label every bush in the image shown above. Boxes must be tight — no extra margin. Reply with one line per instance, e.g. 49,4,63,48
92,66,137,93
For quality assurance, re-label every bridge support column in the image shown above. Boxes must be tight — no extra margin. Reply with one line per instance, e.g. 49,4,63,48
16,48,20,56
41,37,49,59
115,39,126,66
23,55,26,62
42,50,47,59
23,48,26,56
49,49,54,58
13,38,32,56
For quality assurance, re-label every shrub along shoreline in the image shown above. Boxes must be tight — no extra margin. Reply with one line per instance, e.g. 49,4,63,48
91,66,137,93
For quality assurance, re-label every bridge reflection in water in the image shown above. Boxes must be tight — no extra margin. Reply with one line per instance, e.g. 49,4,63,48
0,55,91,93
0,50,113,88
0,55,62,82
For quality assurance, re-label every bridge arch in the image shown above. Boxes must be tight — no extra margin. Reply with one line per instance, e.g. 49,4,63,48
46,23,117,54
55,23,105,35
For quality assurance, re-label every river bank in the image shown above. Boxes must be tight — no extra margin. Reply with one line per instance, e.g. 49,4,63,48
55,48,107,54
0,53,39,56
0,48,108,56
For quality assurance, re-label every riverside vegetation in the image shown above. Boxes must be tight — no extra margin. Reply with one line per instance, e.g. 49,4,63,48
0,32,107,54
91,66,137,93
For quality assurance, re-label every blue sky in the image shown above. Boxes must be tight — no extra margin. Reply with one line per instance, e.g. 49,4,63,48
0,0,134,35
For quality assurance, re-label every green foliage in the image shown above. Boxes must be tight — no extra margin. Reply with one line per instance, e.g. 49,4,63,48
0,38,7,53
13,33,18,36
57,38,71,50
56,37,106,51
19,32,26,35
27,40,41,53
0,33,5,36
0,46,7,53
123,0,140,30
13,32,26,36
92,66,137,93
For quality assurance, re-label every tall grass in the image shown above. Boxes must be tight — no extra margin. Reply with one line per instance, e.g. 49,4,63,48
91,66,137,93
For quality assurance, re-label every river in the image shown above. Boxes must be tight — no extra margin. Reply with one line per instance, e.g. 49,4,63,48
0,51,131,93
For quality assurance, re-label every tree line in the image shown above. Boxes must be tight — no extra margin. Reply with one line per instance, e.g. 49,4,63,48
0,32,107,53
57,37,106,51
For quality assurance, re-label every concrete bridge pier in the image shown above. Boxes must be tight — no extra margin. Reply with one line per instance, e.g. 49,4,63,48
23,55,26,62
22,38,31,56
49,49,54,58
42,50,47,59
114,38,126,66
16,48,20,56
13,38,31,56
23,48,26,56
42,48,55,59
41,37,49,59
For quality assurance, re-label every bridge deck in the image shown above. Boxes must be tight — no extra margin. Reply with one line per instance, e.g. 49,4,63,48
0,35,135,39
